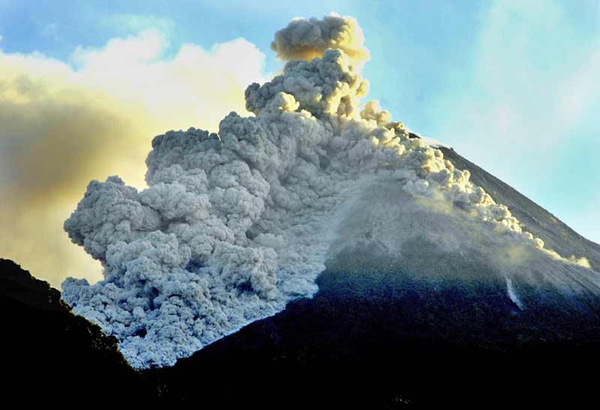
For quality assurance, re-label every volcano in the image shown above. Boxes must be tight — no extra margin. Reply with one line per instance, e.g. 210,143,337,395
3,13,600,409
4,142,599,407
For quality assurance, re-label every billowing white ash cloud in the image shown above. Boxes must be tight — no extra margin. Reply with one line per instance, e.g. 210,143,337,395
62,14,588,369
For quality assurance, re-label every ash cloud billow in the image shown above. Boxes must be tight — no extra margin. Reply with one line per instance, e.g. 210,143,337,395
270,13,370,66
62,14,594,368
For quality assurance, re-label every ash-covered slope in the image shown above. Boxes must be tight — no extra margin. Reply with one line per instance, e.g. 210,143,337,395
148,152,600,409
439,145,600,270
0,259,154,405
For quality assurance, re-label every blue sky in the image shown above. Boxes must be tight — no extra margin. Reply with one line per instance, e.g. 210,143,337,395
0,0,599,284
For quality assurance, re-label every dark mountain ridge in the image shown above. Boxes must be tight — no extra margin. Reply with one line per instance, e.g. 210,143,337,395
0,258,154,406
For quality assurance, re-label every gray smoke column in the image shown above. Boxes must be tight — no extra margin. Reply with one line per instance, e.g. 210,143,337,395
62,14,588,369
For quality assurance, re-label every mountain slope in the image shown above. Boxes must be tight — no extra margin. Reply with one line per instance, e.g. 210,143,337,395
147,147,600,409
439,145,600,270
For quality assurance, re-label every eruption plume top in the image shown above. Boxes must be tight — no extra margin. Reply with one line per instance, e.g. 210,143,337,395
270,14,370,66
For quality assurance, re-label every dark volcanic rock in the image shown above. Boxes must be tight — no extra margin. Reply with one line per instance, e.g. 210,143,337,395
0,259,154,405
148,263,600,409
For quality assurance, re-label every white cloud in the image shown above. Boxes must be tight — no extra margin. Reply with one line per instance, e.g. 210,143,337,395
556,47,600,126
102,13,175,34
40,22,59,40
0,30,266,288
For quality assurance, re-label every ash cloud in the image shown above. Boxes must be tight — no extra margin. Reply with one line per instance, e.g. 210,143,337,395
271,13,370,66
62,15,593,368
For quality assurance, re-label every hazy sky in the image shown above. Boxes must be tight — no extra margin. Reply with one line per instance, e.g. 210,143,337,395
0,0,599,286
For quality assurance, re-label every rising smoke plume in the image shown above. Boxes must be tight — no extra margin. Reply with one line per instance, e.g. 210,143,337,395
270,13,370,66
62,14,591,368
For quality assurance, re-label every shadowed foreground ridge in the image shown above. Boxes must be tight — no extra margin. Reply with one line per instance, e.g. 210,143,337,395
0,259,154,406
